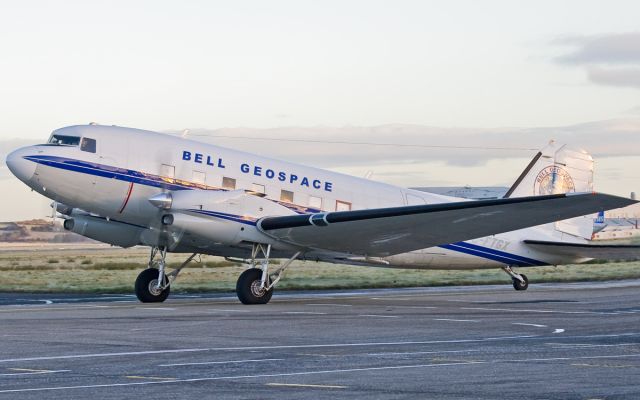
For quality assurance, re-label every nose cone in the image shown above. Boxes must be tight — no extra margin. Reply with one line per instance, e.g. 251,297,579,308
6,147,37,183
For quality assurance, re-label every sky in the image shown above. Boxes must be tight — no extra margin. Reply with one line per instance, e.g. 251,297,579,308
1,0,639,220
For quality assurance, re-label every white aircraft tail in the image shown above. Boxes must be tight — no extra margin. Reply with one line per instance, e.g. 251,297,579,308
505,141,595,239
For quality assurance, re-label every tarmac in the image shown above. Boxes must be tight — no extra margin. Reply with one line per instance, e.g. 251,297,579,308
0,280,639,399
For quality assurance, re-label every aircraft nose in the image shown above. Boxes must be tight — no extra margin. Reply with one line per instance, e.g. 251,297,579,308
6,147,37,183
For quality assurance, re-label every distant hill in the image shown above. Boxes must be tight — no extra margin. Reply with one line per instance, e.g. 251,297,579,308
0,219,94,243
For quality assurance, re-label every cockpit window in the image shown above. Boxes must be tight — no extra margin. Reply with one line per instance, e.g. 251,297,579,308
80,137,97,153
48,134,80,146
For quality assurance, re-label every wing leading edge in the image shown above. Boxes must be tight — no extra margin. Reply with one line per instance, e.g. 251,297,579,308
258,193,636,257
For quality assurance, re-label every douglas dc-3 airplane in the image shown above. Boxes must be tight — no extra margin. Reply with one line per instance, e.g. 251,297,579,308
6,124,640,304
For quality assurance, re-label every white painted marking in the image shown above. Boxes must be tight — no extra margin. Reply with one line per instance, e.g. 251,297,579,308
283,312,327,315
367,349,481,356
553,333,638,340
42,300,53,305
0,348,210,363
547,343,640,348
505,354,640,363
553,329,565,334
434,318,479,323
359,314,399,318
388,305,438,309
205,309,253,313
370,297,415,301
512,323,547,328
266,383,346,389
306,303,352,307
159,358,283,367
462,307,614,315
125,375,177,381
0,369,69,377
0,335,537,363
136,307,176,311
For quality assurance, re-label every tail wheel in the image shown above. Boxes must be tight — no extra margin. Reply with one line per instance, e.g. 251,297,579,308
135,268,170,303
236,268,273,305
512,273,529,291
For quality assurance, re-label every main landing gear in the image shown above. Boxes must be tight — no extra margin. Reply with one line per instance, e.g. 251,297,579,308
236,244,301,305
134,247,198,303
502,266,529,291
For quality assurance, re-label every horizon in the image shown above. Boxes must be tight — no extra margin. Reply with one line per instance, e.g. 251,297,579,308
2,119,638,221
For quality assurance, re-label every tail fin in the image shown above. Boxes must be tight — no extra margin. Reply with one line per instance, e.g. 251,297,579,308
505,141,595,239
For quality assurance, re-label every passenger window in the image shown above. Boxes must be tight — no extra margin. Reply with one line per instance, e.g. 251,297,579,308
160,164,175,179
280,189,294,203
80,137,96,153
222,177,236,190
336,200,351,211
192,171,206,185
160,164,175,183
308,195,322,210
251,183,265,194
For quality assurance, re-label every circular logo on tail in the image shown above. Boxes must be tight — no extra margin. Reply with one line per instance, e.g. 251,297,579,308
534,166,575,195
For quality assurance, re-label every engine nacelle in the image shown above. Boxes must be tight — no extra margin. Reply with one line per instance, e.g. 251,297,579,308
164,212,242,245
148,189,301,248
63,215,145,248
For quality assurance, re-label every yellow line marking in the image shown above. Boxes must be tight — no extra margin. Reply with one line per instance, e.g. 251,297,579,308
266,383,347,389
125,375,177,380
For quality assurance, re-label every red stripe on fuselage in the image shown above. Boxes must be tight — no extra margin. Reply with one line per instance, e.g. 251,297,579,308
118,182,134,213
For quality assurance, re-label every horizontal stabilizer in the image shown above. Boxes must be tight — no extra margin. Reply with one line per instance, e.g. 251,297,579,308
524,240,640,261
258,193,636,257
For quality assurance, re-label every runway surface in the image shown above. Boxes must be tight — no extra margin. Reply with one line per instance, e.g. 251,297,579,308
1,281,639,399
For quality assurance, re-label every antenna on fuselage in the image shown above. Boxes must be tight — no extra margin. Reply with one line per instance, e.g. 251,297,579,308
181,129,190,138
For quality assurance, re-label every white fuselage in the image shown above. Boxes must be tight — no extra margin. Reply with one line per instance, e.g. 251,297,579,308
7,125,589,270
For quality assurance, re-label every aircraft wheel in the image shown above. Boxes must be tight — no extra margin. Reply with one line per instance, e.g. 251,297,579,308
236,268,273,305
512,273,529,291
135,268,170,303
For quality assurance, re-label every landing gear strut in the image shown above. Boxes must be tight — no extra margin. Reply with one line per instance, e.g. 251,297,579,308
502,266,529,291
236,244,301,305
134,247,198,303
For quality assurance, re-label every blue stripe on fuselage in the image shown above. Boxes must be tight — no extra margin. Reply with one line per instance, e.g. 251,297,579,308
439,242,546,266
453,241,546,266
23,155,321,215
24,155,193,191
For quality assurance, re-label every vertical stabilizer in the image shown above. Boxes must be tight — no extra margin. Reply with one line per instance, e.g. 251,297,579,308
505,141,595,239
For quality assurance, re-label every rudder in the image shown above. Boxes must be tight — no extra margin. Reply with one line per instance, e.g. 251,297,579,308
505,141,595,239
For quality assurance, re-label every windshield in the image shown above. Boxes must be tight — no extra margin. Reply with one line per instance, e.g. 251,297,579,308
48,134,80,146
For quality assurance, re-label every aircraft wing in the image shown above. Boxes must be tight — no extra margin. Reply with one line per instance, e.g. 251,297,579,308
524,240,640,261
258,193,635,257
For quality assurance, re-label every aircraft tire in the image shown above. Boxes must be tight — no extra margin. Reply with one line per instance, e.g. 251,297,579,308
512,273,529,291
135,268,170,303
236,268,273,305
